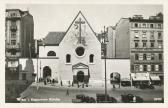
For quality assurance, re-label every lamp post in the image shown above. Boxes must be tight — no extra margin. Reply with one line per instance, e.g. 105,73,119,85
102,26,108,102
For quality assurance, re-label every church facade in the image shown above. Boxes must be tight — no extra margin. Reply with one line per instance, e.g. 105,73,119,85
19,11,130,85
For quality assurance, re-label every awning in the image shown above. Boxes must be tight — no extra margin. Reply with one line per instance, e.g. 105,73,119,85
132,77,150,81
150,76,160,81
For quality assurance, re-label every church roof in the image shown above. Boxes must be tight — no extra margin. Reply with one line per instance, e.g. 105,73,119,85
43,32,65,45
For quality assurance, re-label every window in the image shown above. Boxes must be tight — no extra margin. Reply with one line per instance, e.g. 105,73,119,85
158,32,162,39
76,47,85,56
143,65,147,71
135,42,139,48
151,54,155,60
134,31,139,38
11,32,16,38
89,54,94,63
158,24,161,29
151,65,155,71
11,40,16,45
11,13,17,17
151,42,154,48
142,23,146,28
147,65,151,71
147,53,151,60
155,65,159,71
150,24,154,28
150,31,154,39
139,65,143,71
139,53,143,60
159,65,163,71
66,54,71,63
143,42,146,47
135,65,139,71
135,23,138,28
142,31,146,38
143,54,147,60
158,42,162,48
11,21,16,26
135,53,139,60
47,51,56,56
11,51,16,55
159,53,162,60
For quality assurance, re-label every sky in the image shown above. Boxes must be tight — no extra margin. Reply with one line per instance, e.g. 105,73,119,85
6,4,163,39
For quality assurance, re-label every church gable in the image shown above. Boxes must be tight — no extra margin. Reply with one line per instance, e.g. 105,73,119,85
60,11,100,46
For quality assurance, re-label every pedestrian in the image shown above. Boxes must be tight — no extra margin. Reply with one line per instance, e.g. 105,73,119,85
72,81,74,87
66,89,69,96
61,80,63,86
36,83,39,91
82,83,84,88
133,96,136,103
113,84,115,89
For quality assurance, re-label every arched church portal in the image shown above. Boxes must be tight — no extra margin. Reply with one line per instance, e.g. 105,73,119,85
43,66,51,79
77,71,84,82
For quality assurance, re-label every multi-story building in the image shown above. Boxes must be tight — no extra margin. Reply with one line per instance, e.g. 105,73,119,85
5,9,34,79
115,13,163,84
97,26,116,59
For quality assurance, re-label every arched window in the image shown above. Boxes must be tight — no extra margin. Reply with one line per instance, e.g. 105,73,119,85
47,51,56,56
66,54,71,63
89,54,94,63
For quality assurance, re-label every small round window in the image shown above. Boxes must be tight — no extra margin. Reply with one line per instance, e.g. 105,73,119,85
76,47,85,56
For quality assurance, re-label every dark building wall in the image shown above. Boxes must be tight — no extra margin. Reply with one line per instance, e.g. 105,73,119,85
115,18,130,58
21,12,34,58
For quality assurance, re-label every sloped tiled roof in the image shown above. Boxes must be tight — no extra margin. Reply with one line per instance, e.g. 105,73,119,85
43,32,65,45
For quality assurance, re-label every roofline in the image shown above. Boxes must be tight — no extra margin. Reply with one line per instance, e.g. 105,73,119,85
80,11,101,44
60,11,101,45
59,11,81,45
6,9,25,14
39,44,59,46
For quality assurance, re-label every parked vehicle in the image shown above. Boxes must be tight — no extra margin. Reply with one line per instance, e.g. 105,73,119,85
121,94,143,103
73,94,96,103
96,94,117,103
139,84,155,89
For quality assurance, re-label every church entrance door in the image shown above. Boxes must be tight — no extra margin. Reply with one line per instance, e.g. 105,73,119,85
43,66,51,80
77,71,84,82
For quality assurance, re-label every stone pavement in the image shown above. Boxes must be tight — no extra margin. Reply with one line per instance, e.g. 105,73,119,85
30,82,163,91
18,82,163,103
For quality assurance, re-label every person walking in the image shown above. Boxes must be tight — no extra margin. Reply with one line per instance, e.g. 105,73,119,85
66,89,69,96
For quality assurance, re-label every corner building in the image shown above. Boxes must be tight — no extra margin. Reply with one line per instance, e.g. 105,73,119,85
115,14,163,84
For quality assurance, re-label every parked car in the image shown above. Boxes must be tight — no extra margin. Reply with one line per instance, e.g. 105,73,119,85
139,84,155,89
96,94,117,103
121,94,143,103
74,94,96,103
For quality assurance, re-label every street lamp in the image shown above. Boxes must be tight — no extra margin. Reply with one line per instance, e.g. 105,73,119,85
102,26,108,102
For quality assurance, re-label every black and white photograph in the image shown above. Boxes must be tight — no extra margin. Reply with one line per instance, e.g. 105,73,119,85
1,0,168,107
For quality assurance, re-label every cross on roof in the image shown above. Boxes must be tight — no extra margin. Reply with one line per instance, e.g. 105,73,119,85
75,17,85,44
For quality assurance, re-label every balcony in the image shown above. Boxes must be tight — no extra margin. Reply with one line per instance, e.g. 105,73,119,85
131,48,163,53
6,44,20,50
10,25,17,31
132,59,163,64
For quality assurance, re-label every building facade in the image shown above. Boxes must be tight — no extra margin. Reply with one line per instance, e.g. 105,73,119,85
115,13,163,84
5,9,34,79
19,11,131,85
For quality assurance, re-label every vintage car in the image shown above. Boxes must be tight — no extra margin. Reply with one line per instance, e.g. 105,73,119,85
121,94,143,103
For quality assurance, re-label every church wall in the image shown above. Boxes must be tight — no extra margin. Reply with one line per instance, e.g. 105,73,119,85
39,46,59,57
59,14,102,83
